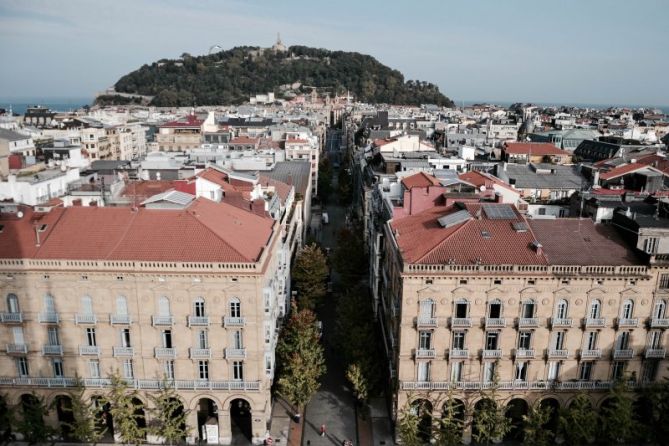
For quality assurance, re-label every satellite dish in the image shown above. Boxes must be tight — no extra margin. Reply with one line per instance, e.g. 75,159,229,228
479,185,486,192
17,211,24,218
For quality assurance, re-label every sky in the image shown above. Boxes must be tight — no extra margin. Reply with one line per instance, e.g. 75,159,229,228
0,0,668,106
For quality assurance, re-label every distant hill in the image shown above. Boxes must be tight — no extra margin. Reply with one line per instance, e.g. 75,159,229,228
100,45,454,107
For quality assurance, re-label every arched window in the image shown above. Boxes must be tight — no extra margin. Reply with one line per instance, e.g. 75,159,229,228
81,296,93,315
653,300,666,319
193,297,206,317
158,297,171,317
6,293,19,313
488,299,502,319
43,294,56,314
556,299,568,319
419,299,435,320
229,298,241,318
116,296,128,316
454,299,469,318
521,299,535,318
589,299,601,319
621,300,634,319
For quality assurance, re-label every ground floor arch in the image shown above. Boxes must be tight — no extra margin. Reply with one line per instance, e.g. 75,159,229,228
505,398,529,442
196,397,220,443
539,397,560,435
53,395,74,440
410,398,433,444
230,398,253,444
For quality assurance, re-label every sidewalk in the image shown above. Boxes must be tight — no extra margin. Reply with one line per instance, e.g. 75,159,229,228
369,397,394,446
270,396,303,446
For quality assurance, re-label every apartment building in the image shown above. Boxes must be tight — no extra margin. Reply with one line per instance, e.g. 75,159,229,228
106,124,147,160
0,198,286,444
80,127,112,160
381,201,669,442
156,115,203,152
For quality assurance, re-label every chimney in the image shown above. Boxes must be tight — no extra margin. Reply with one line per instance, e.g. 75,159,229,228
531,240,543,256
593,170,600,185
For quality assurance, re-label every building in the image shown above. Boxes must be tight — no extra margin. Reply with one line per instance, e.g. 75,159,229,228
0,198,286,444
502,142,573,165
156,115,203,152
380,201,669,443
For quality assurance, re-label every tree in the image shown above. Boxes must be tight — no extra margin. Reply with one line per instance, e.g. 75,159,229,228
346,363,369,404
396,403,421,446
317,158,333,203
0,394,14,444
433,397,465,446
522,404,554,446
331,227,366,288
16,392,57,444
559,393,597,445
472,373,511,445
276,302,326,411
291,244,328,310
65,378,106,443
107,372,147,445
148,381,190,445
599,380,637,444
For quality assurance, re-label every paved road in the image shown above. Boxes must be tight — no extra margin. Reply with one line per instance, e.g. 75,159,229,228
302,129,358,446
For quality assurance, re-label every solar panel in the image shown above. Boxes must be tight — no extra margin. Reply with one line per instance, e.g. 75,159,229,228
437,210,471,228
512,222,528,232
482,204,517,220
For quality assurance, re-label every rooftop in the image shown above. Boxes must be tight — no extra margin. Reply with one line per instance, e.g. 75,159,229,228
504,142,571,157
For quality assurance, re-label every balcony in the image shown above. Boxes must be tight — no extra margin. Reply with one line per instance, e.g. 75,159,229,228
449,349,469,359
154,347,177,358
79,346,100,356
551,318,572,328
580,349,602,359
617,318,639,328
584,318,606,328
110,314,132,325
188,316,210,327
451,317,472,328
482,349,502,359
113,347,134,357
152,315,174,326
613,349,635,359
548,349,569,358
223,317,245,327
650,318,669,328
42,345,63,356
645,348,666,359
189,348,211,359
225,348,247,359
485,318,506,328
515,349,535,358
75,314,97,324
38,312,59,324
416,317,437,328
415,348,436,359
6,343,28,354
518,318,539,328
0,312,23,323
0,376,262,391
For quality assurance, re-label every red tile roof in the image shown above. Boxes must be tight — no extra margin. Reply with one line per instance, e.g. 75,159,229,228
197,168,254,196
458,171,515,192
373,138,397,147
229,136,259,145
504,142,571,157
121,180,183,201
599,162,648,180
285,138,308,144
258,175,292,204
401,172,441,190
160,115,203,128
0,199,274,263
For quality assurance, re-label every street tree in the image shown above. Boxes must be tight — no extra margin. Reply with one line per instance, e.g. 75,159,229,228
292,244,328,310
0,393,14,444
396,403,421,446
16,392,57,444
107,372,147,445
148,381,190,445
332,228,366,288
522,403,554,446
472,372,511,445
433,396,465,446
640,372,669,443
599,380,637,444
276,303,326,412
65,378,106,443
559,393,597,445
317,158,333,203
345,363,369,404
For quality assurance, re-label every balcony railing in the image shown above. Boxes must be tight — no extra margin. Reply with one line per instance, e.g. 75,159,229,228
0,312,23,323
79,346,100,356
515,349,535,358
650,318,669,328
75,314,97,324
485,318,506,328
584,318,606,328
6,343,28,354
38,312,59,324
580,349,601,359
645,348,666,359
113,347,134,357
548,349,569,358
188,316,210,327
451,317,472,328
110,314,132,325
416,317,437,328
225,348,247,359
551,318,572,328
223,317,245,327
400,380,632,392
42,345,63,356
449,349,469,359
415,348,436,359
613,349,634,359
617,318,639,328
189,348,211,359
152,315,174,326
518,318,539,328
482,349,502,358
0,376,261,391
154,347,177,358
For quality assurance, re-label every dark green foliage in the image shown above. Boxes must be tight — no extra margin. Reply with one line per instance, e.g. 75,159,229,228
292,243,328,309
107,372,147,445
64,379,106,443
148,382,190,445
433,397,465,446
331,227,366,288
95,94,145,106
637,371,669,443
396,405,421,446
105,45,454,107
0,394,14,444
16,392,57,444
522,404,554,446
598,380,637,444
473,374,511,445
559,393,597,445
317,158,333,204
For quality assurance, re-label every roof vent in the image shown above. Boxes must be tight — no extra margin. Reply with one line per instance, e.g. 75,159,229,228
512,222,528,232
481,230,491,239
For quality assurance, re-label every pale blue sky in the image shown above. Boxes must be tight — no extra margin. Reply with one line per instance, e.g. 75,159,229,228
0,0,667,105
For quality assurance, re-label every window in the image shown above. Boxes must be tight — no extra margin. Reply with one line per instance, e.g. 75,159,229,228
43,294,56,314
617,332,630,350
162,330,172,348
163,360,175,379
7,293,19,313
648,331,662,349
198,360,209,380
585,331,598,350
86,328,97,346
264,322,271,344
16,357,29,377
455,300,469,318
515,361,528,381
120,328,131,348
485,332,499,350
198,330,209,349
621,300,634,319
116,296,128,316
81,295,93,315
483,362,496,382
52,359,64,378
589,299,601,319
158,296,171,316
419,299,435,320
417,362,430,381
578,362,593,381
611,361,626,380
488,299,502,318
47,327,60,346
452,332,466,350
521,300,535,318
418,331,432,350
644,237,658,254
194,297,205,317
265,354,273,375
555,299,568,319
232,330,243,349
89,360,100,378
641,361,659,382
518,331,532,349
230,298,241,318
233,361,244,381
654,300,667,319
451,362,463,382
552,331,565,350
123,359,134,379
547,361,560,381
660,274,669,289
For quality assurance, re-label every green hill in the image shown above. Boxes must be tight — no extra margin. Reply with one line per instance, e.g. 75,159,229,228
103,45,454,107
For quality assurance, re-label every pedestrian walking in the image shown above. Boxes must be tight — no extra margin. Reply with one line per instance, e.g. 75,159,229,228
320,424,326,437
